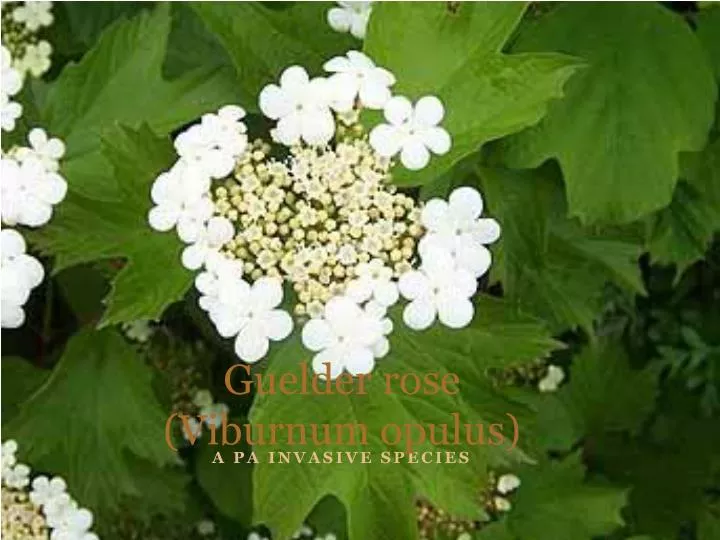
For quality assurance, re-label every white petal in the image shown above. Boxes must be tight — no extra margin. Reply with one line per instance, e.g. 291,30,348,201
373,280,399,306
414,95,445,126
358,80,391,109
250,277,283,310
259,84,291,120
473,218,501,244
437,295,474,329
312,348,344,379
400,138,430,170
327,8,351,33
234,321,270,363
301,109,335,146
449,187,484,221
148,205,179,232
420,199,449,231
421,126,451,155
205,216,234,246
403,299,437,331
302,318,335,352
369,124,402,157
211,306,246,337
17,255,44,288
181,244,207,270
275,114,302,146
345,347,375,375
37,174,67,204
372,337,390,359
398,270,430,301
383,96,413,126
345,278,373,304
323,55,351,73
264,309,293,341
280,65,310,93
1,229,26,255
455,241,491,278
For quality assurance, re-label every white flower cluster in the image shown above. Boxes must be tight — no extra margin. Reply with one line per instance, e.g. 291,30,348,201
327,1,374,40
182,389,230,442
1,2,54,132
148,49,499,378
2,439,99,540
493,473,521,513
538,365,565,393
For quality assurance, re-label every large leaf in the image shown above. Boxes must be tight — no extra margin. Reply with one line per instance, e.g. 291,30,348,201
649,139,720,274
30,125,192,326
501,3,717,224
697,6,720,81
1,357,49,424
363,2,581,187
250,296,560,540
479,165,645,334
44,4,239,200
4,328,176,513
477,454,626,540
191,1,355,106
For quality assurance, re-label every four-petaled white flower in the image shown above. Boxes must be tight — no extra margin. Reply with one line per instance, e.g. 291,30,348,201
370,95,451,170
398,245,477,331
209,277,293,363
147,161,214,242
302,296,387,378
1,94,23,132
420,186,500,277
19,41,52,77
16,127,66,172
3,462,30,488
174,105,248,179
30,476,68,507
259,66,335,146
323,50,395,110
327,1,373,40
181,216,235,270
1,228,44,328
345,258,399,307
12,1,54,31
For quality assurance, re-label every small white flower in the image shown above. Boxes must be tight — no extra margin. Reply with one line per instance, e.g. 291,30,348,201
327,1,373,40
209,277,293,363
121,320,155,343
147,161,214,241
538,365,565,393
30,475,68,508
2,46,23,97
193,389,214,410
200,402,229,428
493,496,512,512
345,258,399,307
19,41,52,78
4,463,31,488
1,228,44,328
12,1,54,31
496,473,521,495
196,519,216,536
49,506,96,540
15,128,66,172
323,50,395,110
259,66,335,146
302,295,386,377
181,216,235,270
420,186,500,278
398,245,477,331
369,95,451,170
1,439,18,471
175,105,248,179
1,94,22,132
196,251,245,310
182,417,203,442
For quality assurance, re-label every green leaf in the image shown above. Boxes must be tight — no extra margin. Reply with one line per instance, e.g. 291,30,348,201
557,341,659,443
501,3,717,224
479,164,645,334
363,2,581,187
477,454,627,540
250,296,559,540
196,429,254,527
4,328,176,514
697,6,720,81
649,139,720,274
44,4,240,200
30,124,192,326
1,357,49,424
191,1,355,106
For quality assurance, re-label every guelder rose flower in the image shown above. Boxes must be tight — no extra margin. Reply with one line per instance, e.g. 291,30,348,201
30,476,68,508
398,245,477,331
497,474,521,495
12,1,54,31
323,50,395,110
19,41,52,77
195,251,245,307
1,94,22,132
1,228,44,328
209,277,293,363
327,2,373,40
174,105,248,179
259,66,335,146
1,46,22,97
16,128,66,172
302,296,386,377
147,161,213,242
420,186,500,277
345,258,399,307
538,365,565,393
370,95,451,170
181,216,235,270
